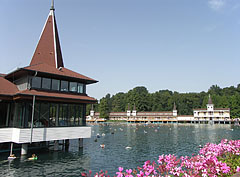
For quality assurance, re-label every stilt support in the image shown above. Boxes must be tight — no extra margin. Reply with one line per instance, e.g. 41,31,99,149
54,140,59,151
21,143,28,155
65,139,69,151
79,138,83,148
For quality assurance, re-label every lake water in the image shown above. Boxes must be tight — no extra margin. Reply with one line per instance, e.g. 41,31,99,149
0,123,240,176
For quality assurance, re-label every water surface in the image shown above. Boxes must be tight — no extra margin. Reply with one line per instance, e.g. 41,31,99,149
0,123,239,176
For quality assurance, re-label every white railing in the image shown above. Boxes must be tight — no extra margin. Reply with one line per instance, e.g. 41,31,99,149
0,127,91,143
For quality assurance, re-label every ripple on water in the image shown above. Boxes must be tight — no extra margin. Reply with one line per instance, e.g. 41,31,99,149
0,124,239,176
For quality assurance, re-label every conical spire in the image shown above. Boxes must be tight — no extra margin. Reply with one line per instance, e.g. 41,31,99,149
208,94,213,104
173,102,176,110
30,1,64,68
128,103,130,110
133,103,136,110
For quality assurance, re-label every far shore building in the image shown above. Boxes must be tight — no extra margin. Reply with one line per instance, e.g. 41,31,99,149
87,97,232,124
0,3,97,154
193,95,230,123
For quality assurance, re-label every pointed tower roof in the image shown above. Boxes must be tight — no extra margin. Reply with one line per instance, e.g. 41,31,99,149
133,103,136,110
208,94,213,104
173,102,177,110
30,1,64,68
128,103,130,110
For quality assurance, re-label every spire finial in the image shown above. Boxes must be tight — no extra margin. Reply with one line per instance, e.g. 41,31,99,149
50,0,55,11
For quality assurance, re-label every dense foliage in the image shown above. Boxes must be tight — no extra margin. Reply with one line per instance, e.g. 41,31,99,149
87,84,240,119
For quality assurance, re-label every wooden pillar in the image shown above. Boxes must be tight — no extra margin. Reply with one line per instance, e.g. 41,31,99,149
79,138,83,148
21,143,28,155
54,140,59,151
65,139,69,151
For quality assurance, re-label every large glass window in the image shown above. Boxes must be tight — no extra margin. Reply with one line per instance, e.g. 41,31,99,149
70,82,77,92
77,83,84,93
39,103,49,127
42,78,51,90
7,101,86,128
0,103,9,128
76,105,84,126
68,104,75,126
51,79,60,91
49,104,57,127
59,104,68,126
31,76,41,88
61,81,69,91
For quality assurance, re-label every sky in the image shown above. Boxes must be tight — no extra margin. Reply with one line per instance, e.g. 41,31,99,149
1,0,240,100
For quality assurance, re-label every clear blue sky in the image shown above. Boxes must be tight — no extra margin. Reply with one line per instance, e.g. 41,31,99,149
1,0,240,100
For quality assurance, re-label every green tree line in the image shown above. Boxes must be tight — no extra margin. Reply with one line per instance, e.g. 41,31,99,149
87,84,240,119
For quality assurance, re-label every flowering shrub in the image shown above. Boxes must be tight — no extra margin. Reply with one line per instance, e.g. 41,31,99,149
82,139,240,177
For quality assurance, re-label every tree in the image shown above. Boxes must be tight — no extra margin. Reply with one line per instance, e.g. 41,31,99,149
99,98,109,119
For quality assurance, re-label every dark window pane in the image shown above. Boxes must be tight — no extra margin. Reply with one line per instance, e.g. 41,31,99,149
77,83,84,93
70,82,77,92
52,79,60,91
49,104,57,127
68,104,75,126
31,77,41,88
76,105,83,126
42,78,51,89
39,103,49,127
0,103,8,128
61,81,68,91
59,104,68,126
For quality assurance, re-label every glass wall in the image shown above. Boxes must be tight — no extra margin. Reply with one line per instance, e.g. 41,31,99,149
0,103,8,127
3,101,86,128
31,77,86,94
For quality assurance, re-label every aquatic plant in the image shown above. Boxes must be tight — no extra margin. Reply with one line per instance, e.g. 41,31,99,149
83,139,240,177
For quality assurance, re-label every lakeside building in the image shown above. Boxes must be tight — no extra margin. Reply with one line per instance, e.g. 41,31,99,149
193,95,230,123
0,2,97,154
87,103,180,123
87,97,233,124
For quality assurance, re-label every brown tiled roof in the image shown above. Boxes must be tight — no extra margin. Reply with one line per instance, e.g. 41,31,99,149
30,11,64,68
194,108,230,111
139,111,172,113
16,89,97,103
22,63,97,83
178,115,193,117
208,95,213,104
215,108,230,110
0,77,19,95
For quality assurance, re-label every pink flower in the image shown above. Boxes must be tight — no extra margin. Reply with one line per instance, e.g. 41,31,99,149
118,167,123,172
125,169,133,177
116,167,124,177
237,166,240,172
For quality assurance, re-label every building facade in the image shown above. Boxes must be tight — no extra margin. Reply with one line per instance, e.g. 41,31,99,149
193,95,230,123
87,103,178,123
88,97,232,124
0,3,97,154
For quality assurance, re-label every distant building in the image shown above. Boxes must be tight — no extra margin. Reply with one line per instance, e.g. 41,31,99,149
0,2,97,154
193,95,230,122
88,103,178,123
88,96,232,124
